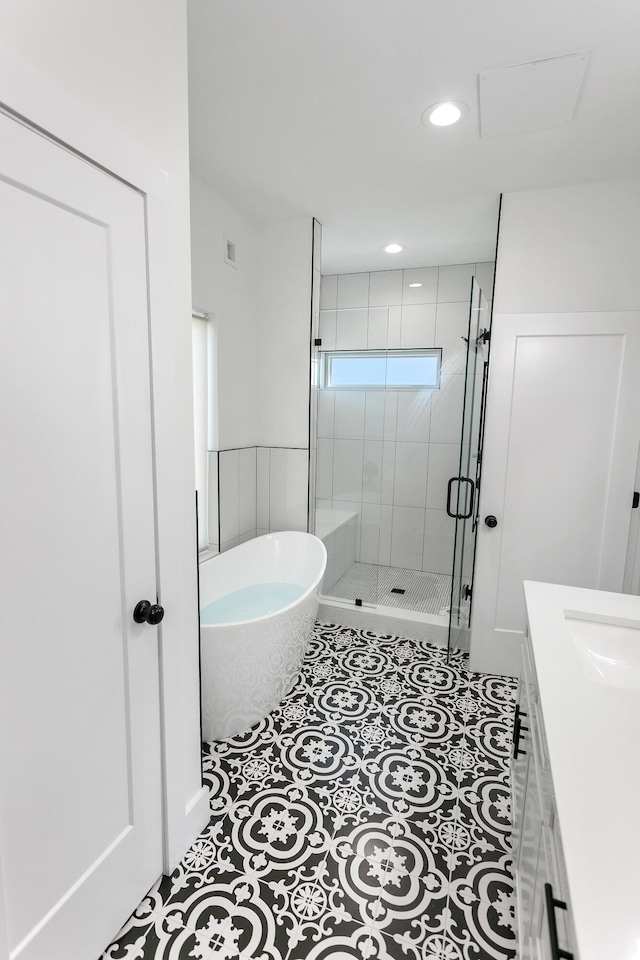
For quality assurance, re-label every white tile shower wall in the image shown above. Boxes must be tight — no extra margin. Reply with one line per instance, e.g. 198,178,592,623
316,262,493,573
218,447,257,551
257,447,309,534
207,452,219,551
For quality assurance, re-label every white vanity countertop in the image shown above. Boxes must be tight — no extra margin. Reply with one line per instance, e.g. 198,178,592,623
523,581,640,960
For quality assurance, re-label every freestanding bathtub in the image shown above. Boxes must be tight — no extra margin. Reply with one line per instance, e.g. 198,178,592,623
199,531,327,741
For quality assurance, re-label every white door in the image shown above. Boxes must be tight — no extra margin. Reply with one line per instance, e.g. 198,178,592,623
470,311,640,676
0,112,162,958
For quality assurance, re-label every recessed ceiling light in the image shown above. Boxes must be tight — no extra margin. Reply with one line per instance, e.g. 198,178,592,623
383,243,404,254
422,101,469,127
408,282,423,288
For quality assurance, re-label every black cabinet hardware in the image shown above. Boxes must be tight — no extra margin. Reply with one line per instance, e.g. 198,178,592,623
484,515,498,528
544,883,574,960
513,704,528,759
314,338,322,347
633,491,639,509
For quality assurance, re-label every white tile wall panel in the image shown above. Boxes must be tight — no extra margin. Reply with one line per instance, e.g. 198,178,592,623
221,535,241,553
400,303,437,348
332,438,364,501
269,448,308,532
256,447,270,529
337,272,369,309
320,274,337,310
316,438,334,500
238,529,257,545
335,308,368,349
323,530,337,589
423,508,456,575
437,263,475,302
435,301,470,368
219,449,239,544
359,502,382,564
369,269,403,306
362,440,383,503
378,504,393,566
317,390,335,438
345,515,358,569
383,392,398,439
334,390,366,438
426,443,460,510
207,452,219,548
308,447,316,534
387,305,402,348
364,391,385,440
381,441,396,504
393,442,429,508
238,447,257,535
367,307,389,348
402,267,438,304
334,521,347,580
319,310,337,350
430,374,465,444
390,505,425,569
396,391,431,443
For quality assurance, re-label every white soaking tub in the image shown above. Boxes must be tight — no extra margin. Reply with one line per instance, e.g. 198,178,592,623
199,531,327,740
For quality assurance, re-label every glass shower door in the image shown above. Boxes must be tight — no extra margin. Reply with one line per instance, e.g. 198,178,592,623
447,278,491,656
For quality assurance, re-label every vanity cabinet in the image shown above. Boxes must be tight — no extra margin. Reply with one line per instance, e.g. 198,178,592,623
512,626,577,960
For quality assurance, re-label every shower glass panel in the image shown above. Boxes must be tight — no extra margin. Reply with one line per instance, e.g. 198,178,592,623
447,279,491,655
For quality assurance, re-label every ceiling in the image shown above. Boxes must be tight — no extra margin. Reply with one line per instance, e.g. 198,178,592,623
187,0,640,274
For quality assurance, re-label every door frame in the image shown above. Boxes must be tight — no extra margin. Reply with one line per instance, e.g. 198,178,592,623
0,51,209,959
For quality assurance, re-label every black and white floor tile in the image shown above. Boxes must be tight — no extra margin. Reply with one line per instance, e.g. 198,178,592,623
325,563,453,616
102,623,517,960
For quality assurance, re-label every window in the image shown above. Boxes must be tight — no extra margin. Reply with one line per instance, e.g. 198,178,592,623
320,349,441,390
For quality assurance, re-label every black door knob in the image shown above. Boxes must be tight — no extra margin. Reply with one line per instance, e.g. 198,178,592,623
147,604,165,625
484,515,498,528
133,600,165,624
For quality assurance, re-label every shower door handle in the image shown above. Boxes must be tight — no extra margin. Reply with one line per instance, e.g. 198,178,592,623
446,477,475,520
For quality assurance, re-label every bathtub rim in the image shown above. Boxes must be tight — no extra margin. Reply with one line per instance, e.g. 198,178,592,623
199,531,327,629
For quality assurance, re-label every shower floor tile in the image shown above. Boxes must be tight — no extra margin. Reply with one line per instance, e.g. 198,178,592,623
325,562,452,616
102,623,517,960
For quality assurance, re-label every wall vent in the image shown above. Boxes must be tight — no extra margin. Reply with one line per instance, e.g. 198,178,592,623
224,237,237,268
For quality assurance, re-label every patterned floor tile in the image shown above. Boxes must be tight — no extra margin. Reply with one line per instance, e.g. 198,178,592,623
446,874,516,959
102,622,517,960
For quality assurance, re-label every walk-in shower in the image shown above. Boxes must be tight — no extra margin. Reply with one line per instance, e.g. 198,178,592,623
310,263,493,655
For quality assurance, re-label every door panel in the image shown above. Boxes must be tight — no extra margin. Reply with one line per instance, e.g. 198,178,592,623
470,311,640,676
0,113,162,957
447,279,491,654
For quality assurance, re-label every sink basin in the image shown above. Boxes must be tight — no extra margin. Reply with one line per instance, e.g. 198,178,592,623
564,611,640,690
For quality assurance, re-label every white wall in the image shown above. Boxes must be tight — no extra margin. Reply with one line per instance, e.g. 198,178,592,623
317,262,494,577
257,219,314,448
0,0,207,868
190,193,315,545
190,176,259,450
494,178,640,314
